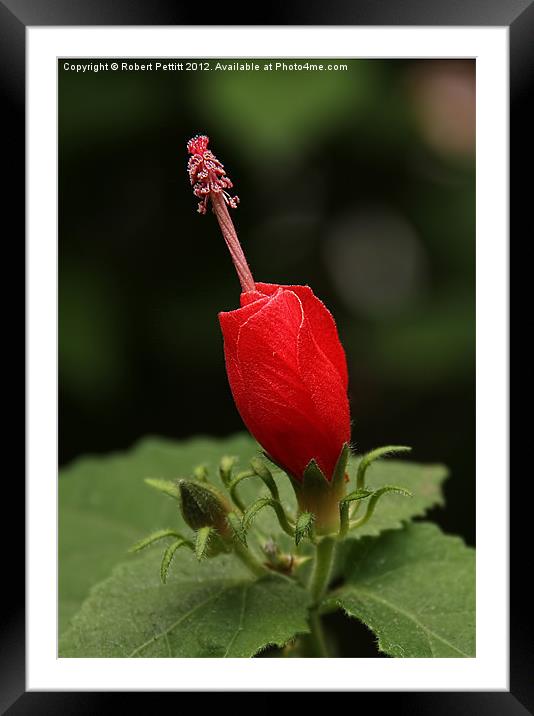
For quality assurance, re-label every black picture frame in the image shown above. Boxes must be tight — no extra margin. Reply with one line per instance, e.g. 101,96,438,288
5,0,524,711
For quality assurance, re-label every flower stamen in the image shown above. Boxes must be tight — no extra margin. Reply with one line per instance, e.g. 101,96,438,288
187,135,255,293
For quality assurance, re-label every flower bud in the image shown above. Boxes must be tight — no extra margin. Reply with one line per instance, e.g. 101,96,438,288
178,480,232,538
186,136,352,536
219,282,351,483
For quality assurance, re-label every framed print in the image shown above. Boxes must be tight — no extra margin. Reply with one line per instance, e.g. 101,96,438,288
4,0,526,710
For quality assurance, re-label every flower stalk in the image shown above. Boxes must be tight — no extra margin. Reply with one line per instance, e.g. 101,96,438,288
308,536,337,606
305,536,338,657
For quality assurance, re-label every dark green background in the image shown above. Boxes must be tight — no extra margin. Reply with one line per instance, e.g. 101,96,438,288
59,58,475,545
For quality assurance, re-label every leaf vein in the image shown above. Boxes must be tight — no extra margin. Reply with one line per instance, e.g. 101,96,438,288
127,588,227,657
223,584,249,657
346,588,471,657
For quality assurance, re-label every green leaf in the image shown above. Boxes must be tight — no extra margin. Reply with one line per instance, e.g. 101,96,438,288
333,523,475,657
59,433,448,636
59,549,311,657
59,434,259,635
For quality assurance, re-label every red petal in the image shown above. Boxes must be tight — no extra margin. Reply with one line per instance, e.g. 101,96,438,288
218,295,270,429
297,311,351,479
233,289,331,478
219,287,350,480
254,283,348,389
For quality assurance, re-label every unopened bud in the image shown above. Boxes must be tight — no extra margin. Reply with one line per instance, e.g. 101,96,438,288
178,480,231,538
219,455,237,486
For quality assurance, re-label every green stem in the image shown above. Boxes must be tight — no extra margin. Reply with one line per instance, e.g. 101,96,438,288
308,609,329,657
233,541,269,578
305,537,337,657
309,536,337,605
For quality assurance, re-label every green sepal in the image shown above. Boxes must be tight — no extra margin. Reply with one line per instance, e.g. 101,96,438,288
250,457,281,502
295,512,315,546
302,459,329,491
241,497,295,542
144,478,181,502
351,484,413,531
160,539,191,584
195,526,213,561
338,490,372,538
356,445,412,490
295,459,342,536
331,443,350,492
261,451,287,474
129,528,188,553
227,511,247,545
228,470,255,513
342,489,374,503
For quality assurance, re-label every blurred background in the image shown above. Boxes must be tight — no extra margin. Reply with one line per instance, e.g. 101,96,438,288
59,58,475,546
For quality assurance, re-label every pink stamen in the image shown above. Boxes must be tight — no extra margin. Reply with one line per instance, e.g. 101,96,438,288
187,135,255,293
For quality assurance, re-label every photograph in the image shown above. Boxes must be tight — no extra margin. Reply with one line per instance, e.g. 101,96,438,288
57,56,476,659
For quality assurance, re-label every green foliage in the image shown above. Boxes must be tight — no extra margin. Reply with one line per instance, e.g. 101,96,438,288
333,523,475,657
59,434,258,633
59,550,310,657
59,433,469,658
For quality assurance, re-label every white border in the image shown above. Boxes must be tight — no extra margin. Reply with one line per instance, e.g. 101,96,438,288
27,27,508,691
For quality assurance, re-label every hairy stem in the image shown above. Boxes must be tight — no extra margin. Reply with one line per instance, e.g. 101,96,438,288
303,536,338,657
307,609,329,657
309,536,337,605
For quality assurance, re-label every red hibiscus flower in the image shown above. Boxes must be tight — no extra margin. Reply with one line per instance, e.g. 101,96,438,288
187,135,351,487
